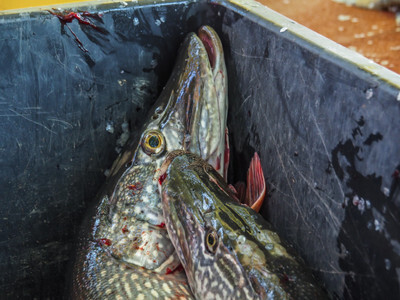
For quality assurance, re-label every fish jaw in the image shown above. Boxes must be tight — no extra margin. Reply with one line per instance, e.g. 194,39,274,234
160,151,328,299
159,152,258,299
193,26,228,177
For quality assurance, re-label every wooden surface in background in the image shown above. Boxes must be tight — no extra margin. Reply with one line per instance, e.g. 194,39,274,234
260,0,400,74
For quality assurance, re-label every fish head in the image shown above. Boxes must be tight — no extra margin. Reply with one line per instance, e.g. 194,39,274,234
132,25,227,176
160,151,328,299
97,26,228,273
159,151,259,299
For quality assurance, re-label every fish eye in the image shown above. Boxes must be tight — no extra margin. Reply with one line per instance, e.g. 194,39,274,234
205,228,219,254
141,130,165,156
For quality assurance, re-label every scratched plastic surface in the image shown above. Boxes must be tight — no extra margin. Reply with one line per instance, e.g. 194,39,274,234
0,0,399,299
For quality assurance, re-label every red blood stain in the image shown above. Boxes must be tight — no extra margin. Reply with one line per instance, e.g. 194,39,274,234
215,154,221,171
127,182,143,195
48,10,102,30
392,169,399,179
165,264,183,275
153,260,156,263
123,216,127,221
48,10,104,53
156,222,165,228
122,225,129,234
98,238,112,247
158,173,167,185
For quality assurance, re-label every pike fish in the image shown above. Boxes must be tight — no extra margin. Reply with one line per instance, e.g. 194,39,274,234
71,26,228,299
159,151,328,300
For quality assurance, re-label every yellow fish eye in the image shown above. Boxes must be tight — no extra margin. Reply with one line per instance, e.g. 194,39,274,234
205,228,219,254
141,130,165,156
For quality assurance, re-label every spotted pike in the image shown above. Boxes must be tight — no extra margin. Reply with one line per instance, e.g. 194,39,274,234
70,26,227,299
159,151,328,299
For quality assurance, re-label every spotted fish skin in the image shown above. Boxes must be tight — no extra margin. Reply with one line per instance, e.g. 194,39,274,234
71,26,227,298
160,151,328,300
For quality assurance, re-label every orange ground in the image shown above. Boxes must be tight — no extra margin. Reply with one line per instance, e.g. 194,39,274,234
260,0,400,74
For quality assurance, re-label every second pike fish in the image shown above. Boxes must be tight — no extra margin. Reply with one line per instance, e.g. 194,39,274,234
70,26,228,299
159,151,328,299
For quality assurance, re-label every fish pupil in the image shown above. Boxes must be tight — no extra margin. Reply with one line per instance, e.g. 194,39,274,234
208,234,215,246
149,135,160,148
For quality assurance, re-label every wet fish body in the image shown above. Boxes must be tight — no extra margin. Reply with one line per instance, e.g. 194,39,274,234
160,151,328,299
71,26,227,299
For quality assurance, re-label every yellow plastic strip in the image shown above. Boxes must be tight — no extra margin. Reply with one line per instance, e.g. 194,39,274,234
0,0,90,11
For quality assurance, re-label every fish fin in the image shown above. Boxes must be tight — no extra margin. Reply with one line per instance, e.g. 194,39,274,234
234,181,246,204
245,152,266,213
223,127,230,181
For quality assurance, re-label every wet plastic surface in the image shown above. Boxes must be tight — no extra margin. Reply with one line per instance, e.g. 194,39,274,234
0,0,399,298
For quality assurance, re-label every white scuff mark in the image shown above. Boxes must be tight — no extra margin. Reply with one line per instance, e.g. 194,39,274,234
120,1,128,6
280,27,288,33
104,169,111,177
133,17,139,26
365,88,374,99
106,121,114,134
47,117,74,129
351,17,359,23
159,16,166,23
397,91,400,101
155,19,162,26
8,108,56,134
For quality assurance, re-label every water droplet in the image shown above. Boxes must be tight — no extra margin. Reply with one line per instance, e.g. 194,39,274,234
365,200,371,209
383,187,390,197
374,219,381,231
265,243,274,250
384,258,391,270
133,17,139,26
365,88,374,99
280,27,288,33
